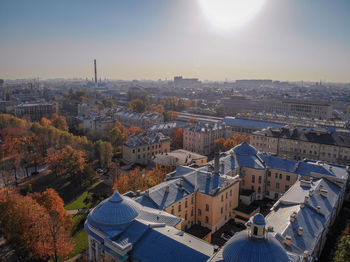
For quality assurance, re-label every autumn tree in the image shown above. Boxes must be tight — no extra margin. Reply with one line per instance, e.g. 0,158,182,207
164,111,178,122
94,140,113,169
334,235,350,262
149,104,164,114
187,117,198,124
39,117,52,126
129,126,142,135
33,189,74,262
214,138,226,152
51,113,68,131
128,99,147,113
172,128,183,148
0,190,73,261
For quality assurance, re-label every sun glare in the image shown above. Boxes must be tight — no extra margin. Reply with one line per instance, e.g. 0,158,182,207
197,0,266,30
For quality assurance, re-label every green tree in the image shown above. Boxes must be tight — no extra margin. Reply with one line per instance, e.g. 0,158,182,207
334,235,350,262
128,99,147,113
94,140,113,169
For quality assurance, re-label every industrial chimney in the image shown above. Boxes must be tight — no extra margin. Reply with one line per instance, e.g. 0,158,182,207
94,59,97,85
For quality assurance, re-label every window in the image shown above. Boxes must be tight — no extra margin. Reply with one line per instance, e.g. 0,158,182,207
286,175,290,181
276,183,280,189
221,207,223,214
132,149,135,153
230,201,232,207
251,185,255,191
198,209,202,216
185,213,188,220
285,185,289,191
191,197,194,204
185,200,188,208
226,192,228,199
252,175,255,183
275,173,278,179
258,176,262,184
171,208,174,215
225,203,227,210
279,174,282,179
267,181,270,187
178,204,181,212
205,216,209,223
138,148,140,152
191,209,193,217
221,195,224,202
258,186,261,193
205,204,209,211
230,189,232,196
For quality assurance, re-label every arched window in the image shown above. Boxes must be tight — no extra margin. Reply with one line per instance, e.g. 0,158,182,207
253,226,258,236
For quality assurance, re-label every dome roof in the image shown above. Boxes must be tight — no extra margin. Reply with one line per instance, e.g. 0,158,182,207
89,190,141,227
252,213,266,226
233,142,258,156
223,231,289,262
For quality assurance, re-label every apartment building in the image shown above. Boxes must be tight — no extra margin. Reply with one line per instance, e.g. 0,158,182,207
183,123,230,155
204,142,349,201
251,126,350,165
114,110,164,129
14,102,58,121
131,165,240,237
123,132,171,164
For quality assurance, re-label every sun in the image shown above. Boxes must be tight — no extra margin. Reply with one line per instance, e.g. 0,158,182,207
197,0,266,30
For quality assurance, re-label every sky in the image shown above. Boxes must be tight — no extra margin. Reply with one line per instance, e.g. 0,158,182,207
0,0,349,82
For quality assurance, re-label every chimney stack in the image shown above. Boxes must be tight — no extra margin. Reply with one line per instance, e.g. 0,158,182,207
94,59,97,84
214,152,220,175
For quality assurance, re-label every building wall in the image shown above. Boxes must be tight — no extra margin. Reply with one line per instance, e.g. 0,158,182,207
265,169,298,199
123,140,170,164
239,168,266,200
252,133,350,165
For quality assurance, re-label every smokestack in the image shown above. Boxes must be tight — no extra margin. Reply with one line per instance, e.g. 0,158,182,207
94,59,97,84
214,152,220,175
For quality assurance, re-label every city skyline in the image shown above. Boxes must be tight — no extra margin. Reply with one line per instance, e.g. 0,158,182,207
1,0,350,82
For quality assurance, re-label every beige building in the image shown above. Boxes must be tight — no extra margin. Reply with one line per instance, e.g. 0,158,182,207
14,102,58,121
251,126,350,165
114,110,164,129
204,142,349,201
123,132,171,164
131,165,240,238
183,123,230,155
152,149,207,168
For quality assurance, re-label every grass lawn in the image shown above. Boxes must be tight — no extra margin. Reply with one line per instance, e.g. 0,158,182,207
65,181,101,210
69,214,89,258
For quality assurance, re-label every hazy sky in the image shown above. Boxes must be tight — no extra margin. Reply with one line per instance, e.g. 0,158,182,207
1,0,349,82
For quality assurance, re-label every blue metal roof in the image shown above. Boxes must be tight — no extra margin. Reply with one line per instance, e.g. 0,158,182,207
132,228,212,262
222,231,289,262
89,191,141,227
260,153,298,173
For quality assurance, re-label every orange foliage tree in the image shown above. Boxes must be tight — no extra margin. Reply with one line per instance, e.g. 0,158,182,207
129,126,143,135
39,117,52,126
51,113,68,131
113,165,171,194
187,117,198,124
215,134,251,151
172,128,183,148
0,189,73,261
149,104,164,114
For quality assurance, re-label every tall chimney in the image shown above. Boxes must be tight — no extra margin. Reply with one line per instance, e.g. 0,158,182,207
214,152,220,175
94,59,97,84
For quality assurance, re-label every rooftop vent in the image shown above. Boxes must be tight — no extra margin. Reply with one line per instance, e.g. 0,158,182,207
179,178,184,187
300,180,311,187
145,190,149,197
213,245,220,253
207,172,211,179
319,185,323,191
285,235,292,246
136,190,141,196
317,206,321,213
309,189,314,196
267,226,274,232
165,185,170,193
290,212,297,223
320,189,328,198
303,250,309,259
304,195,309,202
298,227,303,236
300,202,305,209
